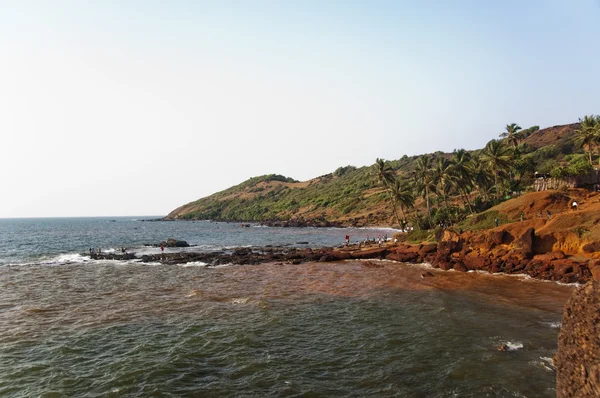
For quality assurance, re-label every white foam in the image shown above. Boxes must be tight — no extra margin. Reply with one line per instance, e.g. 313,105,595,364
230,297,250,305
543,321,561,329
505,341,523,351
40,253,90,265
539,357,556,372
180,261,208,267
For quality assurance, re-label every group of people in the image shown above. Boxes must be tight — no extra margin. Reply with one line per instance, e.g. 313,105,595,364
344,234,388,247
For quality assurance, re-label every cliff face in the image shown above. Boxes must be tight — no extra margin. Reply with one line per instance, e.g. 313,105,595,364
556,280,600,397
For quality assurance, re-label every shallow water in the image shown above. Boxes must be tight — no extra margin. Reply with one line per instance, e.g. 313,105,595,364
0,218,573,396
0,259,572,397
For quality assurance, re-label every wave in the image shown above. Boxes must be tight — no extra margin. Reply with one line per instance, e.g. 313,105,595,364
180,261,208,267
504,341,523,351
542,321,561,329
539,356,556,372
40,253,91,266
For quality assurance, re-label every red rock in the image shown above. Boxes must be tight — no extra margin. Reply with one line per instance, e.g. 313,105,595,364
592,266,600,282
487,230,505,245
418,243,437,256
386,252,420,262
552,259,579,275
582,241,600,253
556,281,600,397
351,247,388,259
453,262,467,272
511,227,535,255
463,254,487,270
438,240,462,256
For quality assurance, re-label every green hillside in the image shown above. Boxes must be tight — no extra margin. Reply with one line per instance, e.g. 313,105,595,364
166,120,599,227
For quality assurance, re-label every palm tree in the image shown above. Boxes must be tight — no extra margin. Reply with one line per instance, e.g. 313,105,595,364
481,139,513,199
390,178,414,221
433,156,453,209
499,123,522,148
449,149,474,213
413,155,436,225
372,158,400,225
575,115,600,165
471,154,494,202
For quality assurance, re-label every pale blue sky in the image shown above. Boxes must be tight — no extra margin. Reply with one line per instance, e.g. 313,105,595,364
1,1,599,217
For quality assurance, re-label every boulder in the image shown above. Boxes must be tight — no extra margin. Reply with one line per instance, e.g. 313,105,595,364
386,251,420,263
351,247,388,259
319,255,335,262
487,230,505,245
552,259,580,276
533,251,567,262
441,229,461,242
165,238,190,247
511,227,534,255
437,240,462,257
453,262,467,272
556,281,600,397
462,253,488,271
418,243,437,256
592,266,600,282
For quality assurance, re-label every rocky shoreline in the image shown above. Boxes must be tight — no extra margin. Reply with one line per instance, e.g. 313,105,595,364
91,230,597,285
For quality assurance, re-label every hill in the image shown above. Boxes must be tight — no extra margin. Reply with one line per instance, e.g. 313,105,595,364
165,122,588,226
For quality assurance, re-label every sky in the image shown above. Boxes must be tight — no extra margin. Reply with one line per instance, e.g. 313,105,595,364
1,1,599,217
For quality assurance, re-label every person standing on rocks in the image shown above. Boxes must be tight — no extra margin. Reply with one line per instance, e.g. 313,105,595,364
160,243,165,253
572,201,578,211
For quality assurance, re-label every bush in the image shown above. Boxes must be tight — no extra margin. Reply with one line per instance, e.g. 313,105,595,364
406,229,434,243
458,210,509,231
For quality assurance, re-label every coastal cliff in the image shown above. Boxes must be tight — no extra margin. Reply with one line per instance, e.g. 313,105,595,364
556,280,600,397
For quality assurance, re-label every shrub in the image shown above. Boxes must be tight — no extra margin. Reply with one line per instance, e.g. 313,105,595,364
406,229,433,243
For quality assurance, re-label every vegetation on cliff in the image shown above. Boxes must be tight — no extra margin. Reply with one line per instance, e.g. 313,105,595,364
167,117,600,229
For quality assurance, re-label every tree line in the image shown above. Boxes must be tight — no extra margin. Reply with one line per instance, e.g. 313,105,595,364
373,115,600,230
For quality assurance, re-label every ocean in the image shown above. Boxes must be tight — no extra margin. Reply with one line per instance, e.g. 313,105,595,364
0,217,573,397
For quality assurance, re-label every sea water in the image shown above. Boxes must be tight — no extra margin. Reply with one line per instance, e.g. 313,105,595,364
0,218,573,397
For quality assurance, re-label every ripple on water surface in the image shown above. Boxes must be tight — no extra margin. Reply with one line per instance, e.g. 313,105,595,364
0,260,573,397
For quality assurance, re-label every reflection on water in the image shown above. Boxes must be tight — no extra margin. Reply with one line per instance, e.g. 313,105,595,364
0,261,573,397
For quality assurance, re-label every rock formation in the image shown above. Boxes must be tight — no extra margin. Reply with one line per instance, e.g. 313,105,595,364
556,280,600,397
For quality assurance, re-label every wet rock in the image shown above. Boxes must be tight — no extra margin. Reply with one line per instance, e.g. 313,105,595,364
165,238,190,247
351,247,388,259
386,251,420,263
362,261,384,268
418,243,437,256
453,262,467,272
